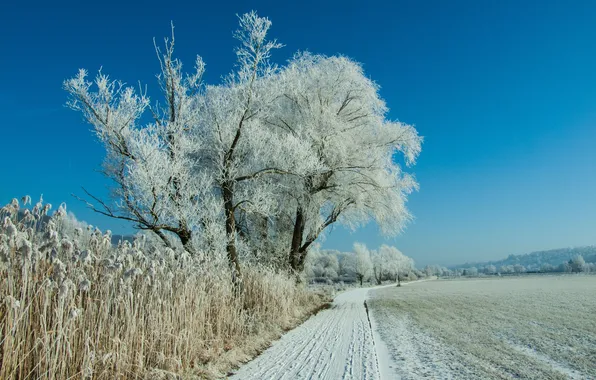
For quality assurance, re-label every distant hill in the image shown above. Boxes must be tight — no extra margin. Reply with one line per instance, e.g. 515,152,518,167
452,246,596,271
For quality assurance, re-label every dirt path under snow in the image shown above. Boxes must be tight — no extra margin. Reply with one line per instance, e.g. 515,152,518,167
229,286,389,380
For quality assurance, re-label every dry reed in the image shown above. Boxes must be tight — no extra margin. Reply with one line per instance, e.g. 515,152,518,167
0,198,326,379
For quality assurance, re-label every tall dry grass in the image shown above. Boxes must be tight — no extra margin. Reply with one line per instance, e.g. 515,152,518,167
0,198,326,379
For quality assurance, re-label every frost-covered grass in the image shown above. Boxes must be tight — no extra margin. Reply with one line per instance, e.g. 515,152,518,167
0,199,326,379
369,276,596,379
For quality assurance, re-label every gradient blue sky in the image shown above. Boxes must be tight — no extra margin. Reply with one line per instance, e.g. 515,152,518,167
1,0,595,266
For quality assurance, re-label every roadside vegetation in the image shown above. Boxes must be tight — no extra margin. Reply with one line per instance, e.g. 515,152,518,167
0,198,327,378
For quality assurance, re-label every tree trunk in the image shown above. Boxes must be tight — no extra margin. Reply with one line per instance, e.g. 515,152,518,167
153,228,173,249
222,183,242,288
199,218,215,254
289,206,305,271
260,215,268,254
297,246,309,272
174,225,198,256
289,203,340,274
373,267,382,285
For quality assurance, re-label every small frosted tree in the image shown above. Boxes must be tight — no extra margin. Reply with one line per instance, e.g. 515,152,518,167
351,243,373,286
513,264,526,274
302,247,321,279
378,244,414,286
570,255,586,273
558,261,571,272
424,265,443,277
312,252,340,279
540,263,554,273
499,265,513,274
336,251,354,277
371,249,385,285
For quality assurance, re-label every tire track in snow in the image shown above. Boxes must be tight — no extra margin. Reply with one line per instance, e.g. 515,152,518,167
229,287,382,380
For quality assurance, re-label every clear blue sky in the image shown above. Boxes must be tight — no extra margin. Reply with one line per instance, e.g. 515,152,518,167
1,0,595,266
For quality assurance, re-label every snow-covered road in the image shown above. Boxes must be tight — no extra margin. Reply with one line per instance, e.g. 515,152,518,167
229,286,389,380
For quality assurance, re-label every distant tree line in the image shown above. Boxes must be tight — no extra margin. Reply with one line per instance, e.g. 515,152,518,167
304,243,423,286
445,246,596,275
426,254,595,277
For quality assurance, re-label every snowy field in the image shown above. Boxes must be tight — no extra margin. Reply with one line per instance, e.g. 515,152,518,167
368,276,596,379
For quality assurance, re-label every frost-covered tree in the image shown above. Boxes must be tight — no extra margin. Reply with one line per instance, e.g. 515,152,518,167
358,243,415,285
570,255,586,273
349,243,373,286
65,12,422,283
335,251,355,277
371,249,385,285
190,12,293,282
378,244,414,286
424,264,444,277
513,264,526,274
557,261,571,273
65,13,299,283
314,253,340,279
423,265,433,277
64,35,207,255
540,263,555,273
270,54,422,272
498,265,513,274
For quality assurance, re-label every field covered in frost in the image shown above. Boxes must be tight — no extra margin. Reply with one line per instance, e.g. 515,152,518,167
369,276,596,379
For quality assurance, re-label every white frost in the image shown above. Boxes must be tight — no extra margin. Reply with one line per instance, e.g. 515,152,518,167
230,287,388,380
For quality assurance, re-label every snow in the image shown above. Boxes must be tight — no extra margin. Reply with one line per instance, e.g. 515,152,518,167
229,286,391,379
367,301,396,379
232,277,596,379
229,281,439,380
368,276,596,379
368,312,467,379
507,341,585,380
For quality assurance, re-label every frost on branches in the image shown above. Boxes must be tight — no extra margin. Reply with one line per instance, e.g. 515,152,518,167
64,11,422,284
274,53,421,272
